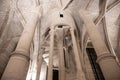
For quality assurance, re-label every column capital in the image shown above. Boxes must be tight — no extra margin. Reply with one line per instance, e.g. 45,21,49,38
70,27,74,31
50,26,55,30
49,26,55,35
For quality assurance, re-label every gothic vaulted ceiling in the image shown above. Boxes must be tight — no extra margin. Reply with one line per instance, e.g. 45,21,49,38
0,0,120,80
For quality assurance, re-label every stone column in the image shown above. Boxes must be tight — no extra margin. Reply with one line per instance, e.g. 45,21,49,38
47,26,55,80
70,28,86,80
79,10,120,80
56,28,65,80
1,7,40,80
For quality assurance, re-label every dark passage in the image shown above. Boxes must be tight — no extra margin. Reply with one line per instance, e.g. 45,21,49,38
53,69,59,80
86,48,105,80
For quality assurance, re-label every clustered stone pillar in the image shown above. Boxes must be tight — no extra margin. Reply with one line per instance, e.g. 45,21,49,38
47,26,55,80
1,7,40,80
79,10,120,80
70,27,86,80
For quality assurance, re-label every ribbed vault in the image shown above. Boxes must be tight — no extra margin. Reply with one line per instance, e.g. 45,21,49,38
0,0,120,80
